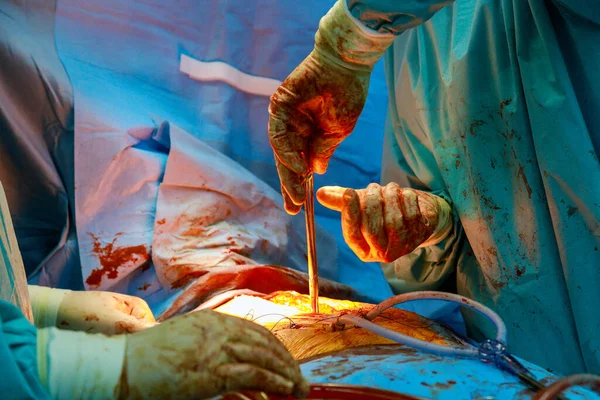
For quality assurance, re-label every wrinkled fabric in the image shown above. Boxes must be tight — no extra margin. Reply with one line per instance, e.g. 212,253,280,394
347,0,453,34
355,0,600,374
68,110,342,315
0,301,50,400
0,99,47,398
0,0,81,291
152,123,321,283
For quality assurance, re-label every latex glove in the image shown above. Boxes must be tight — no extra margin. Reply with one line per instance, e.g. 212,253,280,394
122,310,310,399
36,310,308,400
29,285,156,335
268,0,395,214
317,183,453,262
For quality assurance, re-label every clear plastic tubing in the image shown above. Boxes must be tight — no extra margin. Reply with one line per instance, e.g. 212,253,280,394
338,291,507,358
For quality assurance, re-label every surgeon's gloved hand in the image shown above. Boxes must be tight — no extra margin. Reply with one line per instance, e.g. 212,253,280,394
29,285,156,335
317,183,453,262
37,310,309,400
121,310,310,399
268,0,395,215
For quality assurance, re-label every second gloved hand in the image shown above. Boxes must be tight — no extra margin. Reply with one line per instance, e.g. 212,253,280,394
268,0,395,214
29,285,156,335
120,310,310,399
317,183,453,262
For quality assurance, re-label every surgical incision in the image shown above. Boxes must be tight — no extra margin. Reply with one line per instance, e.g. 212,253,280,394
210,291,467,360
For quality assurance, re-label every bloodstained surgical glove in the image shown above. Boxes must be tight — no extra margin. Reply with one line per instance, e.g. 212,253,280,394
119,310,310,399
268,0,395,214
317,183,453,262
29,285,156,335
36,310,309,399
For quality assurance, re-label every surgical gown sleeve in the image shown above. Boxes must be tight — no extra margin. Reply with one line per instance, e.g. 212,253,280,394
380,114,473,293
346,0,454,34
0,300,50,400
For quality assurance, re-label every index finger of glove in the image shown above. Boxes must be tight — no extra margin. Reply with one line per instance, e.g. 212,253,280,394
276,159,306,208
282,183,302,215
316,186,346,212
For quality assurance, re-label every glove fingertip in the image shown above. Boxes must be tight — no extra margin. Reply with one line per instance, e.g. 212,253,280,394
316,186,345,212
281,182,303,215
311,158,329,175
284,201,302,215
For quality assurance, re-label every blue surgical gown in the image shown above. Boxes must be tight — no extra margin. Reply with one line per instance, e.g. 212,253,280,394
0,301,50,400
347,0,600,375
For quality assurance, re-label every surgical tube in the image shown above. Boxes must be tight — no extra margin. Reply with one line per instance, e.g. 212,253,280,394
336,291,507,358
337,313,479,358
364,291,507,344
